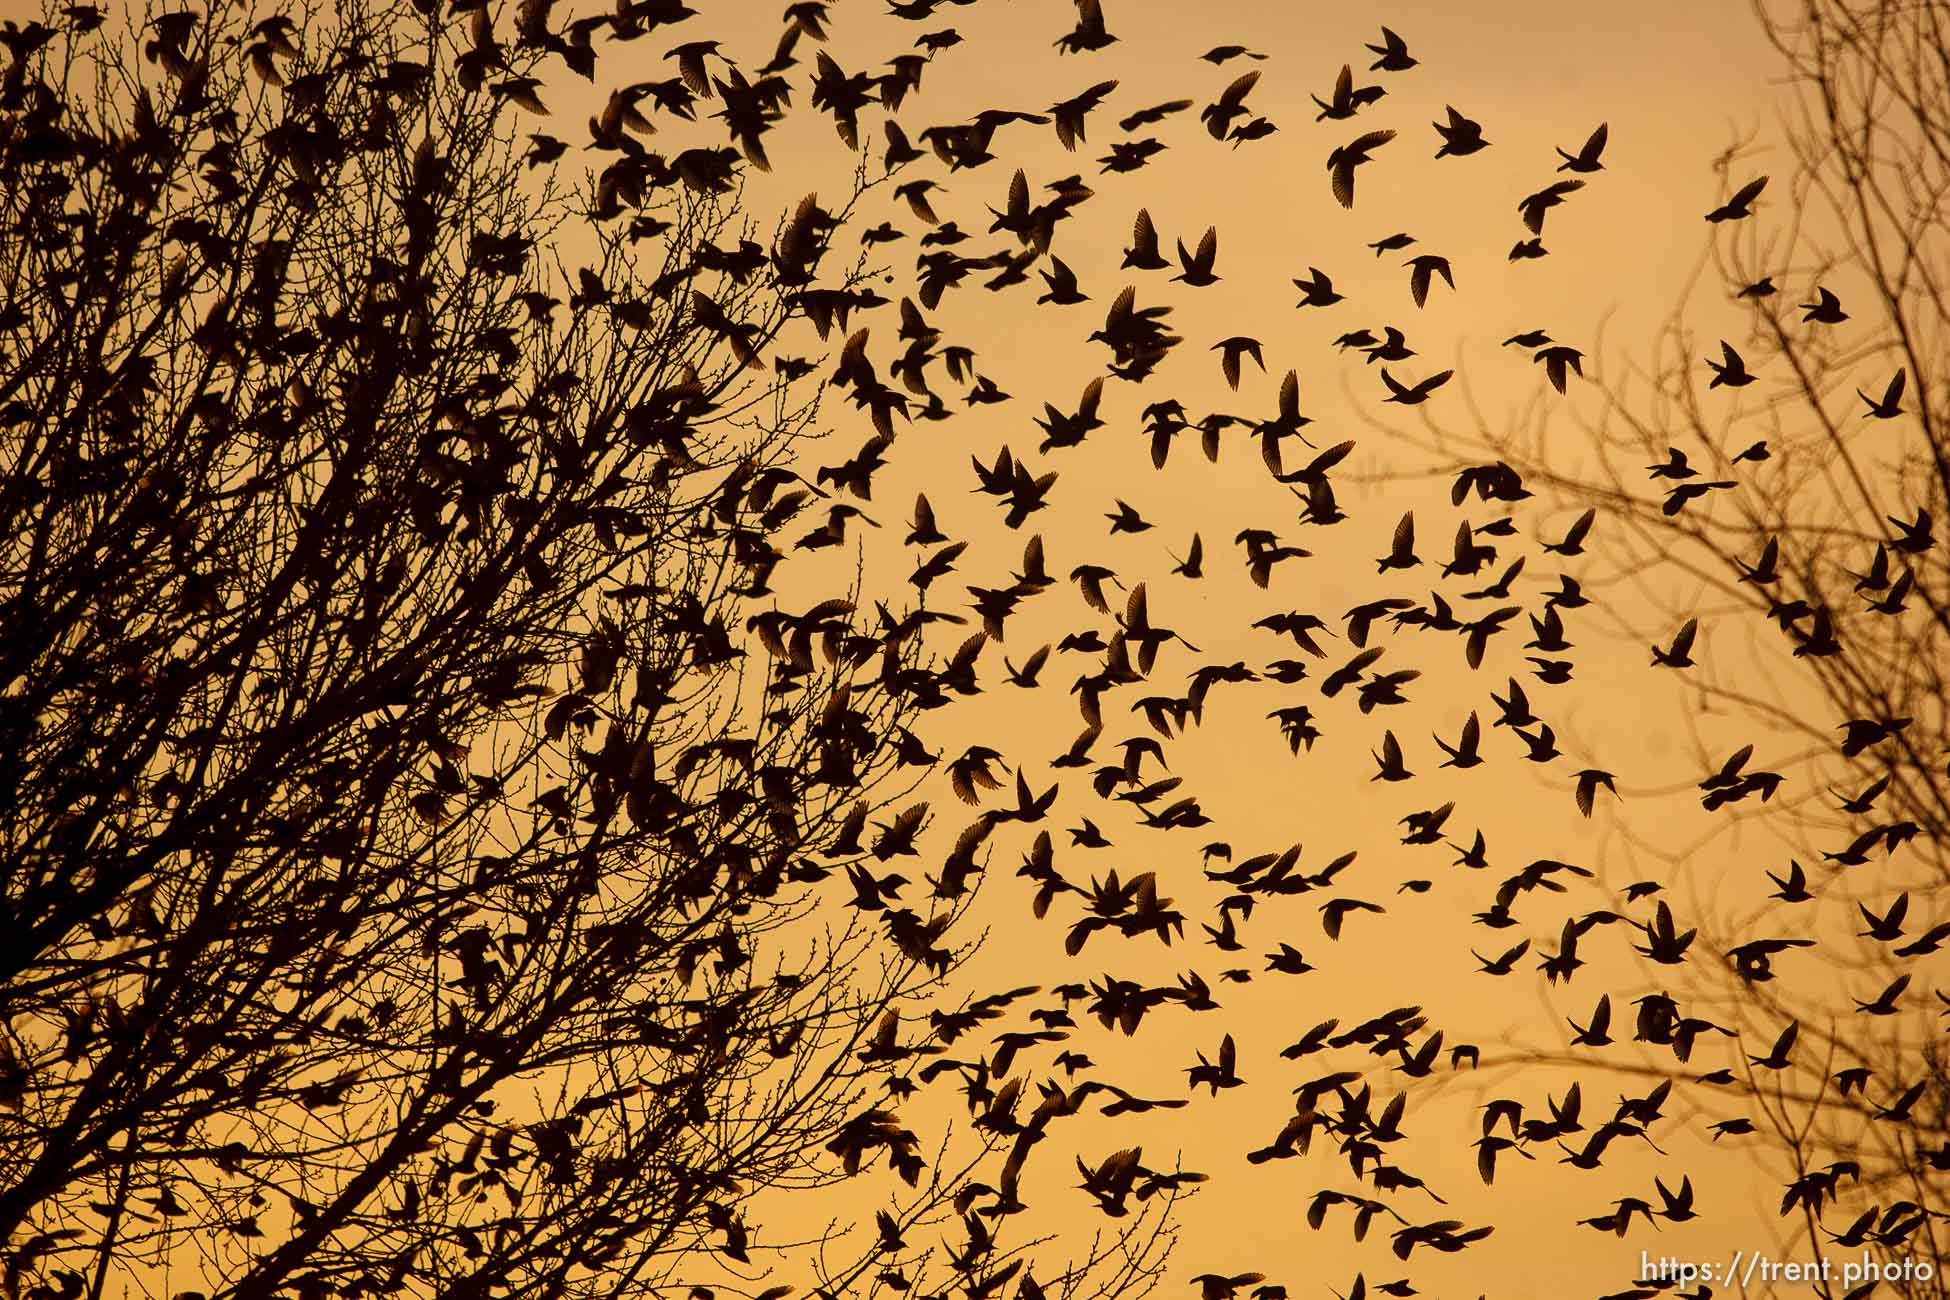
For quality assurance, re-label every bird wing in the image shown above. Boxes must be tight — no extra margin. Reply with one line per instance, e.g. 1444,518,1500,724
1079,375,1104,418
1518,192,1545,235
1884,367,1907,406
1222,69,1260,109
1392,511,1415,557
1329,156,1356,208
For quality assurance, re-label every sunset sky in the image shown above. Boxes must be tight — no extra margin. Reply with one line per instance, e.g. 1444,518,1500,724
580,2,1923,1298
25,0,1932,1294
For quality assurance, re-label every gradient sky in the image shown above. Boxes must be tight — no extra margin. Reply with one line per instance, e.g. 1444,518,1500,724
571,1,1941,1297
612,3,1909,1298
65,0,1915,1294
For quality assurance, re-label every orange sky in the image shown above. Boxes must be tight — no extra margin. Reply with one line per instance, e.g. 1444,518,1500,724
41,0,1930,1295
601,3,1936,1298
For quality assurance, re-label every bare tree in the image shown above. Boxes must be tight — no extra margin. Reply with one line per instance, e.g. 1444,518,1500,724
0,3,1178,1299
1386,0,1950,1291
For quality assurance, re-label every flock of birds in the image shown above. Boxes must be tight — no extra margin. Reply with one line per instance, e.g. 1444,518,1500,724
82,0,1943,1297
748,6,1930,1295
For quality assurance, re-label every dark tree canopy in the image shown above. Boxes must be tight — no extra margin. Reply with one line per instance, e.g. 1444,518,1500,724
0,2,1178,1298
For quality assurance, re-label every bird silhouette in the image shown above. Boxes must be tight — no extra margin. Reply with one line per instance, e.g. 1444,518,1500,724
1362,326,1413,364
1376,512,1419,572
1105,500,1152,534
1573,769,1618,818
1534,346,1583,394
1705,341,1755,388
1214,336,1263,389
1327,130,1395,208
1050,79,1119,150
1518,179,1583,235
1313,64,1385,121
1028,255,1086,305
1056,0,1115,54
1174,226,1220,285
1167,533,1204,579
1379,368,1452,404
1858,368,1906,418
1705,174,1769,221
1800,286,1847,323
1433,106,1488,156
1201,70,1261,139
1650,618,1697,668
1291,267,1345,307
1372,730,1411,782
1121,208,1169,270
1366,26,1417,71
1404,254,1454,308
1434,713,1483,768
1555,122,1608,171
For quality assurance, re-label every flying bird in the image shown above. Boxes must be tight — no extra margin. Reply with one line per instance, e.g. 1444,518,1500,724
1213,336,1264,389
1051,79,1119,150
1173,226,1220,285
1517,180,1583,235
1705,174,1769,222
1555,122,1608,172
1376,511,1418,572
1365,26,1416,71
1202,45,1266,64
1705,341,1755,388
1327,130,1395,208
1201,70,1261,140
1542,508,1595,556
1534,346,1584,394
1574,769,1618,818
1650,618,1698,668
1056,0,1115,54
1800,287,1847,323
1433,106,1488,157
1380,367,1452,405
1858,368,1905,418
1121,208,1169,270
1404,254,1454,308
1312,64,1385,121
1292,267,1344,307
